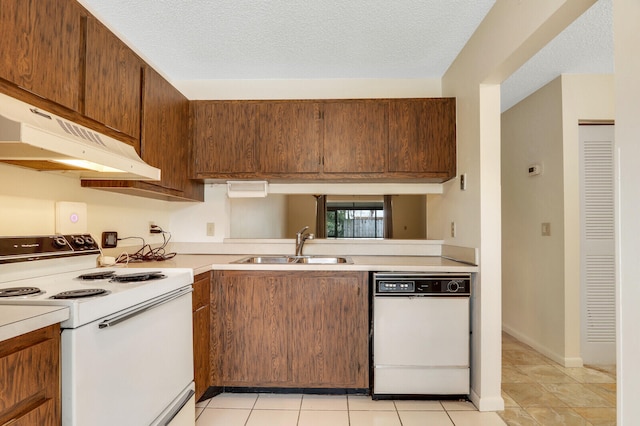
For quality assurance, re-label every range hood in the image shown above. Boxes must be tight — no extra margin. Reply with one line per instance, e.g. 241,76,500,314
0,93,160,180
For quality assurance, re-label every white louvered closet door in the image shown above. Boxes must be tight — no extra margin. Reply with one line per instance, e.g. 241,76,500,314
579,124,616,364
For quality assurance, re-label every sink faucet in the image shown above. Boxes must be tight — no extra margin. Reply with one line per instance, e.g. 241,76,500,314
295,226,315,256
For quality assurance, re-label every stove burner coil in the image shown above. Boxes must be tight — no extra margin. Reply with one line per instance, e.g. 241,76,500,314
50,288,110,299
0,287,43,297
110,272,166,283
77,270,115,280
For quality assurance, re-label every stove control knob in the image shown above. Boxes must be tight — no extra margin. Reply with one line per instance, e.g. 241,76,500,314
53,236,68,248
84,236,95,246
73,236,86,246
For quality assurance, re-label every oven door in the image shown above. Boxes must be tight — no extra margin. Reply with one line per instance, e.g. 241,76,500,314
61,286,194,426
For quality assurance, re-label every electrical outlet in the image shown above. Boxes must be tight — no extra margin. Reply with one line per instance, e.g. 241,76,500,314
450,221,456,238
206,222,215,236
101,231,118,248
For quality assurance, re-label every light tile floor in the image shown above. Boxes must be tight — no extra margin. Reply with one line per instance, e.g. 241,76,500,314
499,332,617,426
195,393,506,426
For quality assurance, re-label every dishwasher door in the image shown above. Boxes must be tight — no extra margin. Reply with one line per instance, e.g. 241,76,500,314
373,296,470,396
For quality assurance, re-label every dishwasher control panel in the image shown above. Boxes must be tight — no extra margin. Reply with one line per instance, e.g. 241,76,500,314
374,273,471,295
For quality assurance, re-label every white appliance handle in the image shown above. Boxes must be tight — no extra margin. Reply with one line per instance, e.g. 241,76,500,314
98,287,192,329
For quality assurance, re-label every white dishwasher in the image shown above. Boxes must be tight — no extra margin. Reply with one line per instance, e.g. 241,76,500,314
372,272,471,398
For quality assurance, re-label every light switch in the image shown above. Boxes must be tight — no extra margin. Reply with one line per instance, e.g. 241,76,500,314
541,222,551,236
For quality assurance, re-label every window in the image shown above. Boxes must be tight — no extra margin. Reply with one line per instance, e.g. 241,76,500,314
326,201,384,238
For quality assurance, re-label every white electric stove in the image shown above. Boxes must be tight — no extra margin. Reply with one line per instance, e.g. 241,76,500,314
0,234,196,426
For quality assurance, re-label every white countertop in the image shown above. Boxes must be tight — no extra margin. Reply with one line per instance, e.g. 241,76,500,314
116,254,478,275
0,305,69,342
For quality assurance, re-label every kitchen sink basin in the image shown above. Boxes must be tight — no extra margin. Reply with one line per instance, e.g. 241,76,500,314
233,255,353,264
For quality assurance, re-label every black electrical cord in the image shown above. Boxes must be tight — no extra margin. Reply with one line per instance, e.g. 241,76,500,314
114,228,176,263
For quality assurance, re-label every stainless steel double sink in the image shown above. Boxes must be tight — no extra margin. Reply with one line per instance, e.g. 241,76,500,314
233,255,353,264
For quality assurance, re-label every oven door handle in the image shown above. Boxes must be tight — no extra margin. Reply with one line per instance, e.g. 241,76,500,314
98,286,193,329
156,388,195,426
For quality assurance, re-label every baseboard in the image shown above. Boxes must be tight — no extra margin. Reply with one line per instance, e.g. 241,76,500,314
468,388,504,412
502,324,584,367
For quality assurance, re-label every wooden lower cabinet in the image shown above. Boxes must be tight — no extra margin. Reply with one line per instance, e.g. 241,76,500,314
192,272,211,401
0,324,61,426
213,270,368,389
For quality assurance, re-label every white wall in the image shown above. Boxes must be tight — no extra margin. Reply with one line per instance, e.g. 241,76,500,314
501,74,614,366
0,162,175,248
501,77,566,363
441,0,596,412
613,0,640,423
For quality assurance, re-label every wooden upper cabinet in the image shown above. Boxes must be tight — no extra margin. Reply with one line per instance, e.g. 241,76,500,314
84,16,142,140
142,67,189,191
322,100,387,174
388,98,456,177
257,102,322,174
192,98,456,182
0,0,83,111
192,101,258,176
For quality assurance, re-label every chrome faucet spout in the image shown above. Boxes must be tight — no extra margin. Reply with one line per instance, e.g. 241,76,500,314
295,226,314,256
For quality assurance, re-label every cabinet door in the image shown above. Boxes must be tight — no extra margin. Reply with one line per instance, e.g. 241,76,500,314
142,67,190,191
290,272,369,387
258,102,322,174
192,272,211,401
0,325,60,426
388,98,456,176
0,0,83,111
220,272,290,385
323,101,387,174
84,16,142,140
192,101,258,176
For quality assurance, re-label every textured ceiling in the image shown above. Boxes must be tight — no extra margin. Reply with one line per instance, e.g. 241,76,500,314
501,0,613,111
78,0,613,111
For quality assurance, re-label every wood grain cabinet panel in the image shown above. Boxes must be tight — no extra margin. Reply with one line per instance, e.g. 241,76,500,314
141,67,191,192
81,67,204,202
84,16,142,140
219,273,290,385
214,270,368,389
257,102,322,174
0,324,61,426
388,98,456,177
0,0,83,111
290,273,369,387
192,272,211,401
192,101,259,176
322,100,387,174
192,98,455,182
